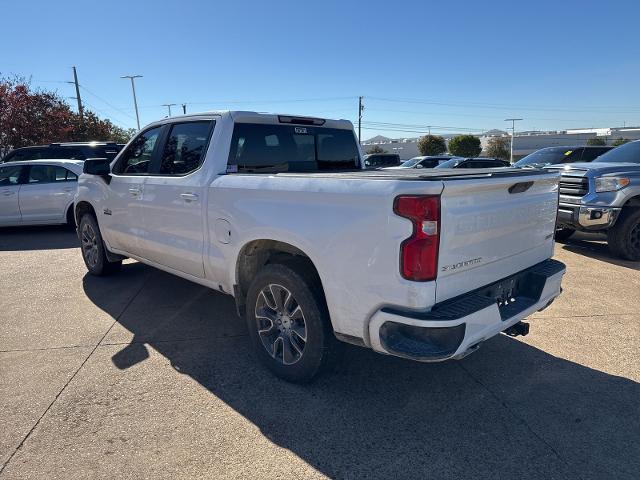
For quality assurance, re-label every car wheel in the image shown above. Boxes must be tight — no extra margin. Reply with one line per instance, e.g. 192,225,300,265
66,206,76,229
78,214,122,276
554,227,575,243
245,262,337,383
607,208,640,261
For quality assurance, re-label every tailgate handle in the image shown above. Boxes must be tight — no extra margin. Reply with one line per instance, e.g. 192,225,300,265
508,181,534,194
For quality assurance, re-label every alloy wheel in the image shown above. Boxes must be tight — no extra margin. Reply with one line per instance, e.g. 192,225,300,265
81,222,99,268
255,283,307,365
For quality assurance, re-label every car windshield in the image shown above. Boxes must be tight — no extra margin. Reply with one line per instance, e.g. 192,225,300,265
435,157,462,168
399,158,421,167
514,147,573,167
594,141,640,164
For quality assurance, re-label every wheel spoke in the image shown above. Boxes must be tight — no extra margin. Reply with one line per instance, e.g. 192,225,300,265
269,284,287,312
271,335,284,359
281,335,298,364
290,324,307,342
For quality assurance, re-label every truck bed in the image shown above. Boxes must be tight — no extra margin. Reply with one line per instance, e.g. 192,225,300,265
227,167,553,181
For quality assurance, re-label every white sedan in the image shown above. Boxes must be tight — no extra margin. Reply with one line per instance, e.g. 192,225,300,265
0,159,83,227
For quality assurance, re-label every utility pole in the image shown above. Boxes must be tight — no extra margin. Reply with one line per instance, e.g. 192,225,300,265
71,66,84,126
504,118,523,163
162,103,176,117
121,75,143,130
358,96,364,144
182,103,187,114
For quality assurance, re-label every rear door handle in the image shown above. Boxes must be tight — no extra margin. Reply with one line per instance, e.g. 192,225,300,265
180,193,199,202
128,187,142,196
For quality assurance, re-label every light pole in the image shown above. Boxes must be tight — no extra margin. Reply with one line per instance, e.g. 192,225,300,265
162,103,176,117
121,75,143,130
504,118,523,163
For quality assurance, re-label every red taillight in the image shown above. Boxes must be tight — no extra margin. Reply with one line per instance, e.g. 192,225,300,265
393,195,440,281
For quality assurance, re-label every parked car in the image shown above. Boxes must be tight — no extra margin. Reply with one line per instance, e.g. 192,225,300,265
75,111,565,382
0,159,83,227
362,153,401,168
548,140,640,259
387,155,459,169
514,146,613,169
1,142,125,163
435,157,511,169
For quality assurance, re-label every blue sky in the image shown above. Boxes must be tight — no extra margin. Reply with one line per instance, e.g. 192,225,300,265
3,0,640,139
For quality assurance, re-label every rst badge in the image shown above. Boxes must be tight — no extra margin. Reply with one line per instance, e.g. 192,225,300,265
294,127,308,134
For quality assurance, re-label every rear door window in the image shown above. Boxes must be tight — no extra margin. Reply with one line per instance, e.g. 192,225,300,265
27,165,77,183
228,123,359,172
158,121,214,175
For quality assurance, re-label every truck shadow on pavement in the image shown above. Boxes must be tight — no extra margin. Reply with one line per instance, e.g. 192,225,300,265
558,233,640,271
0,225,78,251
83,264,640,480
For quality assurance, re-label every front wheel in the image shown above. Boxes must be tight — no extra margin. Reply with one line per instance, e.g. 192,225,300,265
607,208,640,260
245,262,336,383
78,214,122,276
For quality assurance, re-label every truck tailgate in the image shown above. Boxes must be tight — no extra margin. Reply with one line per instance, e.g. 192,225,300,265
436,171,559,303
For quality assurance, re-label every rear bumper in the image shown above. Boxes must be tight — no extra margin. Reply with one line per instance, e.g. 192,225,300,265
557,203,621,230
368,259,566,362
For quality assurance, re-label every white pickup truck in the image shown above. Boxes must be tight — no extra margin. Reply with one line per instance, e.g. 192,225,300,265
75,111,566,382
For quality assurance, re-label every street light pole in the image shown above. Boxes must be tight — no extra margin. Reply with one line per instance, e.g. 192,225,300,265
504,118,523,163
121,75,143,130
162,103,176,117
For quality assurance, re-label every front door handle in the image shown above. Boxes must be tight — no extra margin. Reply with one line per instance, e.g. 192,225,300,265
180,193,199,202
128,187,142,196
2,190,15,196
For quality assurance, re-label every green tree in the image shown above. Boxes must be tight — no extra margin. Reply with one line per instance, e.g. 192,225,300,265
417,134,446,155
366,145,387,154
485,136,511,160
0,75,135,156
612,137,629,146
448,134,482,157
587,137,606,146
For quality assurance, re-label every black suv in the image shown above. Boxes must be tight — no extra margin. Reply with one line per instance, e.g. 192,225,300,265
513,146,613,168
362,153,401,169
1,142,125,163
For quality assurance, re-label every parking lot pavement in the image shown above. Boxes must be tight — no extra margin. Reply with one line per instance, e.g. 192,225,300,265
0,228,638,479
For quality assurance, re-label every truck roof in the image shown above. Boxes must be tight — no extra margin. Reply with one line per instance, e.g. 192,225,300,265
146,111,354,130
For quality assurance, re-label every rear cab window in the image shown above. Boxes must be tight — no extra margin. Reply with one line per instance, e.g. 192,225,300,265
228,123,360,173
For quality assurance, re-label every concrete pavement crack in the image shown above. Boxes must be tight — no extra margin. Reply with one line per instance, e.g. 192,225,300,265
0,272,152,476
457,361,584,480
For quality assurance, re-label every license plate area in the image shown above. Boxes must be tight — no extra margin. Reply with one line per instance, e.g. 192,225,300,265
477,270,545,320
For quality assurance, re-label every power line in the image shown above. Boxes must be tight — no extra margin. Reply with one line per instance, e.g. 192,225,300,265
79,84,138,122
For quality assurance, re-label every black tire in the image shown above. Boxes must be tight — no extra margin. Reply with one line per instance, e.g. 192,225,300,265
554,227,575,243
245,261,337,383
607,208,640,261
66,206,76,229
78,214,122,276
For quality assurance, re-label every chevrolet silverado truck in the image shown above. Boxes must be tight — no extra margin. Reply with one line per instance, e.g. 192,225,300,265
550,140,640,260
75,111,566,382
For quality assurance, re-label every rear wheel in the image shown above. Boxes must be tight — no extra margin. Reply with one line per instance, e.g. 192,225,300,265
78,214,122,276
607,208,640,260
555,227,575,243
245,262,337,383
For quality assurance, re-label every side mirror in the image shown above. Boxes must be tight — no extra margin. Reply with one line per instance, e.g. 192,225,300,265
83,158,112,183
415,164,424,169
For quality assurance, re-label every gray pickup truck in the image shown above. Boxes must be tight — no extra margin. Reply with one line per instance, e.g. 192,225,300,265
549,140,640,260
